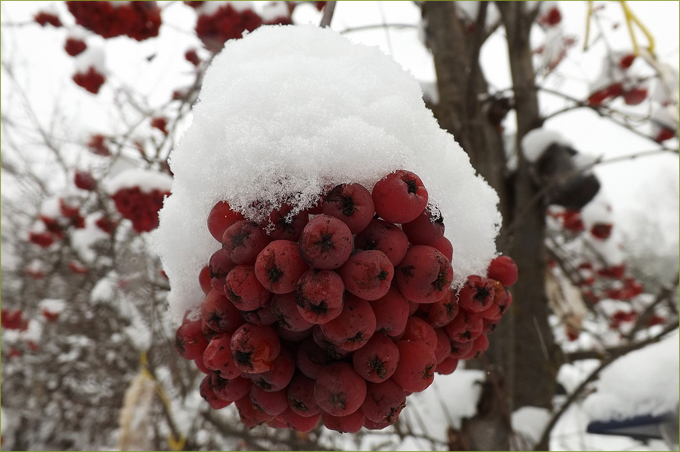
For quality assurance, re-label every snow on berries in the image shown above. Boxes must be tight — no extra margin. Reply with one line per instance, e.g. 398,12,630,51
156,26,510,432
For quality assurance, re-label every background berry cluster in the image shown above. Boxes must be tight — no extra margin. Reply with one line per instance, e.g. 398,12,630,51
175,170,518,433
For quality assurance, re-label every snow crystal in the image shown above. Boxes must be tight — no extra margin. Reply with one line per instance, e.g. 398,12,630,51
583,334,679,422
74,45,105,72
38,298,66,314
154,26,502,319
105,168,173,194
521,128,572,162
512,406,551,448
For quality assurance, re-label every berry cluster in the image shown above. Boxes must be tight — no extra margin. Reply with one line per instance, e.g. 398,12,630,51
194,4,263,53
1,309,29,331
64,38,87,57
175,170,517,432
72,67,106,95
65,1,161,41
29,198,86,248
111,187,170,234
587,54,648,107
34,11,62,28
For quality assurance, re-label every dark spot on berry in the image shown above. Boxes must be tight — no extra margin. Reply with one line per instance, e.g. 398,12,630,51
267,264,284,283
400,265,415,278
368,356,387,379
363,239,378,250
234,350,253,367
316,233,335,251
228,228,250,249
291,399,308,412
387,402,406,422
276,314,292,329
254,378,272,390
329,392,347,410
208,311,221,326
404,177,419,194
462,330,472,340
445,301,454,315
347,331,364,343
473,286,492,306
227,287,242,303
378,270,389,281
175,336,185,354
423,364,434,379
433,271,449,291
309,302,328,315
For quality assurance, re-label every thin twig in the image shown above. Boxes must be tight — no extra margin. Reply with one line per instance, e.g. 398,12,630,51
319,1,337,28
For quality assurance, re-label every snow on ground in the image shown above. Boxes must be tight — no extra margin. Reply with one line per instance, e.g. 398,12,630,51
155,25,502,319
512,406,551,449
583,333,679,422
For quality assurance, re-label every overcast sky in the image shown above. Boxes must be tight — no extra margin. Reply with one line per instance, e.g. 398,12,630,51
2,1,678,246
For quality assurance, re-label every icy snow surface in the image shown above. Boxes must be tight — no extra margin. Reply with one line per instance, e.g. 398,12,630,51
512,406,551,447
106,168,173,194
521,128,572,162
154,26,501,320
583,334,679,421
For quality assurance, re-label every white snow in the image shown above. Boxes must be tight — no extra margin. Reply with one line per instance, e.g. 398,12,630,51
521,128,572,162
512,406,552,448
40,196,61,218
260,1,290,22
454,2,501,29
105,168,173,194
583,334,679,422
71,213,111,263
154,26,501,320
91,272,118,303
38,298,66,314
581,193,613,226
74,45,105,73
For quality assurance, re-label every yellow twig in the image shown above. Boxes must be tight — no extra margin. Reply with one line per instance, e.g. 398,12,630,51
619,1,655,55
584,0,594,51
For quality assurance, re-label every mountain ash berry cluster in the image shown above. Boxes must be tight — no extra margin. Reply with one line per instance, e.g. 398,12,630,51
174,169,517,432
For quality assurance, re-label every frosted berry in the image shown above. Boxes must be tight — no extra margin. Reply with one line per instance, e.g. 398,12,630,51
249,348,295,392
208,201,244,242
201,289,245,333
200,376,232,410
487,256,518,286
266,204,309,241
462,334,489,360
354,219,409,266
433,328,452,363
417,289,459,328
314,362,367,416
370,287,410,337
254,240,308,294
250,385,288,416
222,220,270,265
209,249,236,293
271,293,314,332
402,208,445,246
322,409,366,433
361,379,406,423
432,236,453,261
230,324,281,374
391,340,437,393
312,326,352,360
319,295,376,351
352,334,400,382
280,408,320,432
322,183,375,233
295,269,345,324
203,332,242,379
402,317,437,351
224,265,271,311
298,215,353,269
396,246,453,304
235,395,274,428
274,324,312,342
338,250,394,301
448,339,474,359
372,170,428,224
240,302,277,326
295,337,334,379
444,310,484,343
458,276,494,313
175,320,208,360
212,374,252,401
199,266,212,294
436,357,459,375
287,373,321,417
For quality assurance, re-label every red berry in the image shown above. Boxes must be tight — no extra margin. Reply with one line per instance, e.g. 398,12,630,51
249,348,295,392
623,88,648,105
35,11,62,27
402,317,437,351
74,170,96,190
209,249,236,293
619,53,636,69
199,266,212,294
254,240,308,294
175,320,208,360
322,409,366,433
207,201,245,242
280,408,320,432
436,356,459,375
364,418,392,430
361,379,406,423
402,208,445,246
314,362,367,416
655,127,676,143
203,332,242,379
352,334,400,382
461,334,490,360
432,236,453,261
372,170,428,224
274,324,312,342
391,341,437,393
266,204,309,241
230,324,281,374
354,219,409,267
235,394,274,428
250,385,288,416
312,326,352,359
449,339,474,359
458,276,495,313
224,265,271,311
288,373,321,417
294,270,345,324
319,295,376,351
29,232,54,248
322,183,375,233
445,310,484,343
479,280,505,320
200,376,232,410
150,117,168,135
298,215,353,269
194,356,211,374
338,250,394,300
185,48,201,66
201,289,245,334
396,246,453,304
482,318,501,335
295,337,334,379
433,328,452,363
72,67,106,95
212,374,252,401
240,302,276,326
417,289,459,328
370,287,410,337
222,220,270,265
487,256,518,286
590,223,613,240
271,293,314,332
